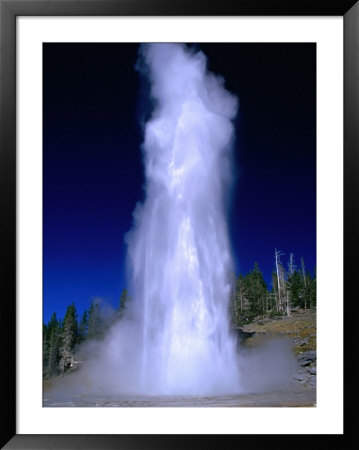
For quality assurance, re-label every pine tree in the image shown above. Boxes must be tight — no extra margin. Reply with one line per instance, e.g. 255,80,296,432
59,302,78,373
285,253,297,316
237,274,250,313
307,269,316,309
43,323,49,377
47,325,61,376
231,274,250,325
245,262,268,317
300,257,309,309
118,288,129,317
78,310,89,344
87,300,104,340
43,312,61,378
287,270,303,308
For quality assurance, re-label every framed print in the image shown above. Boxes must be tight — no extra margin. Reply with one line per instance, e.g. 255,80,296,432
1,0,357,448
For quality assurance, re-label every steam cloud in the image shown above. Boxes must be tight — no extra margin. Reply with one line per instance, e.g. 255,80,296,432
45,44,297,401
125,43,240,394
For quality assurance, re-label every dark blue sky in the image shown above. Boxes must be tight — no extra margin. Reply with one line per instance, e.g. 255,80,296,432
43,43,316,323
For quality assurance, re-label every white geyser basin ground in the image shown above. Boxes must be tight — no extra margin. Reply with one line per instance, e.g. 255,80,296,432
44,44,299,403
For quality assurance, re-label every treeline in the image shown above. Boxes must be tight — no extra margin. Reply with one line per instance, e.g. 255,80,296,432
231,250,316,326
44,250,316,379
43,289,130,379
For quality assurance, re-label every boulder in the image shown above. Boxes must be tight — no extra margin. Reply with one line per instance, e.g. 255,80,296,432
297,350,316,363
299,338,309,347
234,328,255,339
308,376,317,387
294,373,307,382
299,359,313,367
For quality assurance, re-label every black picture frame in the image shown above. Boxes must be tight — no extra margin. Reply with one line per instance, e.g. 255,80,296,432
0,0,357,448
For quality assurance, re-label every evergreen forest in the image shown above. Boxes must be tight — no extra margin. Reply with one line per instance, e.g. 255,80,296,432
43,251,316,380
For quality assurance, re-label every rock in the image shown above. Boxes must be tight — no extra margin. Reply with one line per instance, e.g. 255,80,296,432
294,366,316,387
297,350,316,363
306,366,316,375
299,359,312,367
294,351,316,386
234,328,255,339
292,336,310,347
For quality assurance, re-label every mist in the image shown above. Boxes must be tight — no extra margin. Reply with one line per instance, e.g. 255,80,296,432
45,44,297,400
237,337,298,393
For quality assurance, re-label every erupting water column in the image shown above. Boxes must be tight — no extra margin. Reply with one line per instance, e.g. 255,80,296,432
126,44,241,395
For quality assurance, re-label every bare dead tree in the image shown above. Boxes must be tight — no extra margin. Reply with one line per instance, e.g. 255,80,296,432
288,252,296,275
301,257,307,309
274,248,286,313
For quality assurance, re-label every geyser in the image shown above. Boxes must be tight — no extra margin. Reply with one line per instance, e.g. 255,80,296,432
125,43,240,395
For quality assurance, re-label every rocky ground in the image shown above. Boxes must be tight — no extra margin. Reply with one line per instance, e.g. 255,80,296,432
236,308,316,388
43,388,316,407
